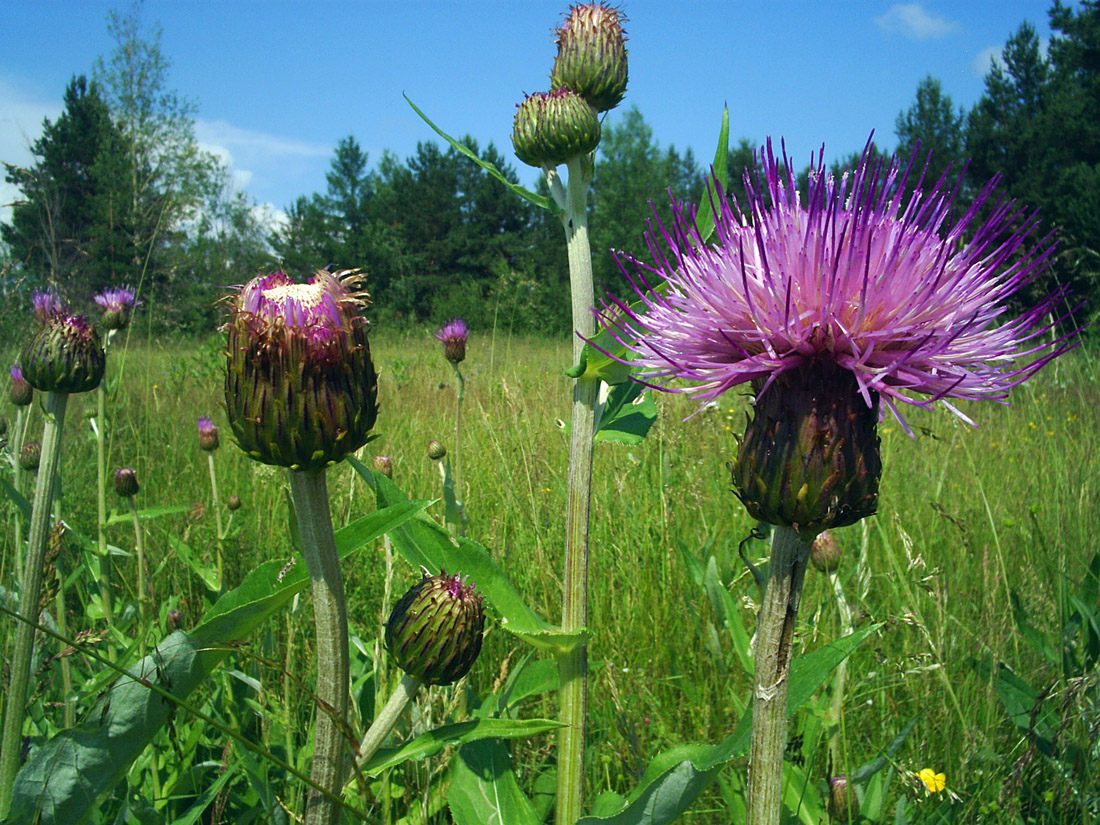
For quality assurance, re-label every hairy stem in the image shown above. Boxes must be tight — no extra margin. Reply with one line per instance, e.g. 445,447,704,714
746,525,811,825
288,469,350,825
0,390,69,818
354,674,422,772
556,153,598,825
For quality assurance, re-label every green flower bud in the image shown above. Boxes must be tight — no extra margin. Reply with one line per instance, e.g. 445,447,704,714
810,530,842,574
427,439,447,461
731,363,880,539
21,293,105,394
385,570,485,686
550,3,629,113
511,89,600,168
113,466,139,498
19,441,41,471
226,494,242,511
224,270,379,473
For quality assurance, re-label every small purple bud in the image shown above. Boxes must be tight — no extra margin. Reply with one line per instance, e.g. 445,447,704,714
9,365,33,407
434,318,468,365
113,466,139,498
166,608,184,630
373,454,394,478
810,530,843,574
827,775,859,822
197,416,220,452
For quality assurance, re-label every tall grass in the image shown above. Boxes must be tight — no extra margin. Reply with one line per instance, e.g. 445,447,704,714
1,328,1096,822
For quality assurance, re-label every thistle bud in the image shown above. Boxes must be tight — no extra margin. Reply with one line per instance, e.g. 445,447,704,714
385,570,485,686
19,441,41,471
427,439,447,461
9,365,32,407
810,530,842,574
511,88,600,168
373,454,394,478
434,318,468,365
731,364,880,539
224,269,379,473
550,3,629,113
20,292,105,394
197,416,220,452
113,466,139,498
226,494,242,511
94,286,139,331
166,608,184,630
827,775,860,822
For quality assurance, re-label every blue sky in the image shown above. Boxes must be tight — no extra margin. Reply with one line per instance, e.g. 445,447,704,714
0,1,1063,228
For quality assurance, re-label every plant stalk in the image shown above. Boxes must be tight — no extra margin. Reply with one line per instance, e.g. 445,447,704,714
354,673,422,772
288,468,350,825
11,406,28,584
128,495,147,625
452,363,466,536
556,153,598,825
95,382,115,630
208,453,225,586
746,524,811,825
0,390,69,819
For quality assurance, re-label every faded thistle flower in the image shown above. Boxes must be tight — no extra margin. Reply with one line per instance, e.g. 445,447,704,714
385,570,485,686
94,286,139,330
434,318,469,365
114,466,139,498
224,269,379,473
597,139,1074,537
21,292,106,394
512,88,600,168
9,365,32,407
197,416,220,452
550,3,628,113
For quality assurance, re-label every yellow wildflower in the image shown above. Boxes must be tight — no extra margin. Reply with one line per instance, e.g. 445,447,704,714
918,768,946,794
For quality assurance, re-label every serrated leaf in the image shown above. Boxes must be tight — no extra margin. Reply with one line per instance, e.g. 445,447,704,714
405,93,552,212
351,458,583,653
7,499,427,824
363,718,562,775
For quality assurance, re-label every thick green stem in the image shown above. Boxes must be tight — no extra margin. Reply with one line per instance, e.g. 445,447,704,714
354,674,421,772
288,469,349,825
452,364,466,536
0,390,69,819
556,154,598,825
746,525,811,825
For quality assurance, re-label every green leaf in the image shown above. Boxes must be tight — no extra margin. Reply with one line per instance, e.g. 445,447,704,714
168,534,220,592
447,737,540,825
104,504,189,527
850,715,918,784
703,556,753,675
405,93,552,212
727,624,881,753
7,499,427,824
575,329,633,386
560,381,658,445
363,718,562,775
0,475,32,520
695,105,730,245
352,458,584,654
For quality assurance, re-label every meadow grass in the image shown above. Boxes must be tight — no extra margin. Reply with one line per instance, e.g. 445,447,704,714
1,327,1097,823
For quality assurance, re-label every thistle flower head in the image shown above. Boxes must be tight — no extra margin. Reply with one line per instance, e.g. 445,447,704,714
427,439,447,461
21,293,105,394
434,317,469,364
810,529,842,573
94,285,139,330
19,440,41,471
9,365,32,407
226,494,242,511
598,139,1073,432
551,3,628,113
512,88,600,168
113,466,139,498
598,139,1074,534
224,269,379,473
827,775,859,822
385,570,485,686
197,415,220,452
373,454,394,478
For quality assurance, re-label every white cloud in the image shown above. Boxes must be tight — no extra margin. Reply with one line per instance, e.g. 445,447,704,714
0,75,61,227
972,45,1006,76
876,4,959,41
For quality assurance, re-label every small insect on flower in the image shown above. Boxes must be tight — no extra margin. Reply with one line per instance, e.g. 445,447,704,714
918,768,946,794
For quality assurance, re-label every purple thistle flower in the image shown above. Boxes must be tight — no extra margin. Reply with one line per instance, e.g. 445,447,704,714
95,286,139,330
596,138,1075,434
21,295,105,394
197,415,220,452
434,318,468,364
224,269,379,471
32,291,62,322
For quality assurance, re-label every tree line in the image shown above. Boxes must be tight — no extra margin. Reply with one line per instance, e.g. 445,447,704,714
3,1,1097,337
